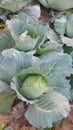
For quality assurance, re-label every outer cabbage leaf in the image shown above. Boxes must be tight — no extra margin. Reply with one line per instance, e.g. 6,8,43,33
21,5,41,21
40,53,72,99
0,80,16,114
0,80,10,92
47,75,71,99
0,48,40,82
38,0,48,8
36,41,63,55
66,13,73,38
40,52,72,77
0,30,15,51
38,0,73,11
6,15,26,41
54,15,66,35
0,91,16,114
25,92,70,128
46,29,62,44
39,50,63,62
0,0,32,12
18,67,42,80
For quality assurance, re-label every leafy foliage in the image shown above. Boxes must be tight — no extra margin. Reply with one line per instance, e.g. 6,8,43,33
25,92,70,128
0,30,15,51
54,13,73,47
38,0,73,11
6,13,49,51
0,0,32,12
0,0,73,129
10,50,72,128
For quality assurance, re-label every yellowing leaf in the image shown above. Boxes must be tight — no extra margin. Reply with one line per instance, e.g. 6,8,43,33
0,123,5,130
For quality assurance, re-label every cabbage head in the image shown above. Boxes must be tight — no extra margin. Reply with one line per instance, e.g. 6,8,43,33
6,14,49,52
20,75,47,100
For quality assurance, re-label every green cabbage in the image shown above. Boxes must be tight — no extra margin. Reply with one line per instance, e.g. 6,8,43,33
0,48,72,128
20,75,47,100
15,31,39,51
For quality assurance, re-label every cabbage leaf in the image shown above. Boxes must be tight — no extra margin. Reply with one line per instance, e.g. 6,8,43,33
0,0,32,12
38,0,73,11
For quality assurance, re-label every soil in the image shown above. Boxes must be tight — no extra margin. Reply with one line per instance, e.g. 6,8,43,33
0,5,73,130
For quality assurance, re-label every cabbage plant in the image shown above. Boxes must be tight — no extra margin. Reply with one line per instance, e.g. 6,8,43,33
6,13,49,52
6,13,63,54
38,0,73,11
54,13,73,47
0,48,72,129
